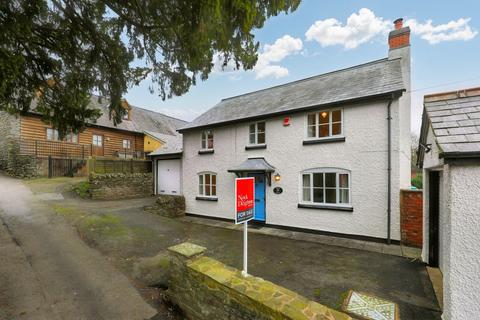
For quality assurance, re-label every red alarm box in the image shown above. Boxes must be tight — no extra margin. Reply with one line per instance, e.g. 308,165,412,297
283,117,291,126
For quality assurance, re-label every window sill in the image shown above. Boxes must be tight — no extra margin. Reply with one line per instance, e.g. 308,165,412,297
245,144,267,150
196,196,218,201
198,149,214,155
297,203,353,211
303,137,345,145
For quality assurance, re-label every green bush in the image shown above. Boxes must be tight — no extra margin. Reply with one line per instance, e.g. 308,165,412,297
74,180,91,198
411,174,423,189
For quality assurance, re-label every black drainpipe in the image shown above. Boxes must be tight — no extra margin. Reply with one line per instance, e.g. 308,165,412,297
386,97,393,245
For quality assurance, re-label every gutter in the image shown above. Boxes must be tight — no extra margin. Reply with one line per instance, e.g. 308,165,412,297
386,98,393,245
440,151,480,160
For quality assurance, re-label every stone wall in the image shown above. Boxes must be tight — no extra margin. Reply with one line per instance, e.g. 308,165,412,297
166,242,352,320
89,173,153,200
0,111,39,178
400,189,423,248
145,195,186,217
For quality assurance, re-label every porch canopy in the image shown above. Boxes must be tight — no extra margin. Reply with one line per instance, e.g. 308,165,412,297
228,157,275,185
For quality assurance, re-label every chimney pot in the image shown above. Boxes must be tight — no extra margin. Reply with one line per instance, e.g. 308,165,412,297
394,18,403,30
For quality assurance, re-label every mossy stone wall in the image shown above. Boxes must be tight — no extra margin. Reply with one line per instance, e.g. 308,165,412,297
166,242,352,320
145,195,186,217
89,172,153,199
0,111,38,178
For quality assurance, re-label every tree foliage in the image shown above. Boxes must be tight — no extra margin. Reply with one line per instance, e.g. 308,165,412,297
0,0,300,136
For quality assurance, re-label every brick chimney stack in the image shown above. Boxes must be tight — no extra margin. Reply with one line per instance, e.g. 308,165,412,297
389,18,410,50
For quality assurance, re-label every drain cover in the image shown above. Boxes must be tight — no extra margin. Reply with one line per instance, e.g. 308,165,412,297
342,290,399,320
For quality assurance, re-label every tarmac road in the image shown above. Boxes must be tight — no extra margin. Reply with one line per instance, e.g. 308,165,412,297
0,173,157,320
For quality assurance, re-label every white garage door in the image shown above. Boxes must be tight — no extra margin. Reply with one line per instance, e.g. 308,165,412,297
157,159,181,195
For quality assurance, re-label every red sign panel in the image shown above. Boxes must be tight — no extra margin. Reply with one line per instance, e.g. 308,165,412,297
235,177,255,224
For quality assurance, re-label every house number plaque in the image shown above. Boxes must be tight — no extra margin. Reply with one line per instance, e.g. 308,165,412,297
273,187,283,194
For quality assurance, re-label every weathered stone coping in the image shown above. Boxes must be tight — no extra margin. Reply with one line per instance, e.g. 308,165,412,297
168,242,206,258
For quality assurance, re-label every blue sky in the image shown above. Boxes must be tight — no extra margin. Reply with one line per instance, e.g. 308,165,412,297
125,0,480,135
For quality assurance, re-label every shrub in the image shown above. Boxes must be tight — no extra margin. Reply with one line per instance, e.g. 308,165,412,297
74,180,91,198
411,174,423,189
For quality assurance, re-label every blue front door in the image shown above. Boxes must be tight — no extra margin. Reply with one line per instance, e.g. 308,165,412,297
249,173,266,222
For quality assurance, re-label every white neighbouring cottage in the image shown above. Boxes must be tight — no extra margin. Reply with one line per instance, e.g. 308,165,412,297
417,87,480,320
156,19,412,243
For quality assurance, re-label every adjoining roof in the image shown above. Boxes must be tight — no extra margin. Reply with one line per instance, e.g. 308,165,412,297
88,96,188,135
179,58,405,132
148,131,183,156
418,87,480,165
227,157,276,173
30,95,188,135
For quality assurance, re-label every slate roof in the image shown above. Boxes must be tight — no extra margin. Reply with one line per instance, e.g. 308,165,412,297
146,131,183,156
88,96,187,135
30,95,187,135
179,58,405,132
418,88,480,164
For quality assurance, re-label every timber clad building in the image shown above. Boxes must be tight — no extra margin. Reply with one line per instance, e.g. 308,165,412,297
152,19,412,242
0,95,186,177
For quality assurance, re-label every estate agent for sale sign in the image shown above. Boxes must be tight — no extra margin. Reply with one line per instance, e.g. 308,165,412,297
234,177,255,276
235,177,255,224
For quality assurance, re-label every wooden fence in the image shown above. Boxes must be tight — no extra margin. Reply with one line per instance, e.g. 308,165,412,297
89,158,152,174
19,139,92,159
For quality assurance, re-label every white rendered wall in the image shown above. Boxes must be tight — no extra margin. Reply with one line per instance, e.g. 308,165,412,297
443,164,480,319
182,98,407,240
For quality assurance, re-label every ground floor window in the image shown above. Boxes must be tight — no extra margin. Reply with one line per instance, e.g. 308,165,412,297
198,172,217,197
301,168,350,206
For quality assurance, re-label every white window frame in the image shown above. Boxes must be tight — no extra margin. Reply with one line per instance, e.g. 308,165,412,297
66,132,78,143
304,108,344,140
248,121,266,146
122,139,131,149
200,129,214,150
46,128,59,141
46,128,78,143
92,134,103,147
299,168,351,207
198,172,217,198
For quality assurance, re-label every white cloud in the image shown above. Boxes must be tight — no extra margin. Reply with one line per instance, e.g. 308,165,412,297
211,35,302,80
254,65,289,79
305,8,390,49
254,35,303,79
406,18,477,44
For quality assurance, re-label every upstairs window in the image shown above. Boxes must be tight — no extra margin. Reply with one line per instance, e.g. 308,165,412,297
201,129,214,150
301,168,351,206
198,173,217,197
306,109,343,139
46,128,78,143
249,122,266,145
122,139,131,149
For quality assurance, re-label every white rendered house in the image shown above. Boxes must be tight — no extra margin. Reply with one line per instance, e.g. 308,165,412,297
417,87,480,319
157,19,412,243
